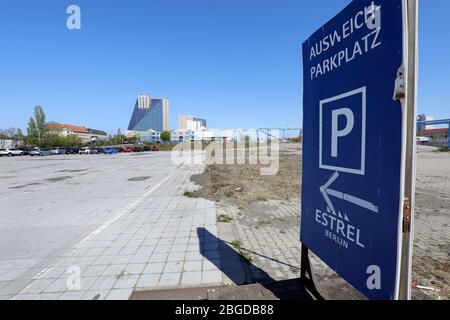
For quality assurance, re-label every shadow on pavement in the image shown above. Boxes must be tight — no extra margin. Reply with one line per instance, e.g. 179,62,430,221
197,227,313,300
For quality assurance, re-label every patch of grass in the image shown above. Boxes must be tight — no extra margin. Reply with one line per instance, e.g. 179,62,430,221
240,250,253,262
218,213,233,223
289,266,300,274
225,190,234,198
231,239,253,262
183,191,198,198
231,240,243,249
255,218,271,229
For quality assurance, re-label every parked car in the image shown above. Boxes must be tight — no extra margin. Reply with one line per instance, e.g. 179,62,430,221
417,136,431,143
103,147,118,154
0,148,24,157
79,147,98,154
65,147,80,154
30,148,51,156
17,148,30,155
50,147,66,155
123,146,134,153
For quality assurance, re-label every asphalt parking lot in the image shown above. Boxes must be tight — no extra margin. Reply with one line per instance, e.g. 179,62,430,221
0,152,221,300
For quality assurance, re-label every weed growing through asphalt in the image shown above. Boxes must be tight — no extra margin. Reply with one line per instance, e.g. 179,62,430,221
183,191,198,198
255,218,271,229
289,266,300,274
231,240,253,262
231,240,242,248
218,213,233,223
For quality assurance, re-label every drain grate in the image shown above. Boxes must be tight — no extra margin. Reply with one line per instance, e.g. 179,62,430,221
130,286,224,300
129,280,315,300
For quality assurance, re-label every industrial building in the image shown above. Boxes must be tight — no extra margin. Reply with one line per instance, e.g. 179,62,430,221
417,128,449,140
417,114,434,132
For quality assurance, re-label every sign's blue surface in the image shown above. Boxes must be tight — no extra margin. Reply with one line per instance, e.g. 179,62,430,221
301,0,405,300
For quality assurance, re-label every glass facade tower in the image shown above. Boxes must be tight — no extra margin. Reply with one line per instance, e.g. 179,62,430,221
127,96,169,132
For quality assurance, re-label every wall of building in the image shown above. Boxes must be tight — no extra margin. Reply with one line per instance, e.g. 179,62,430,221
0,139,23,148
48,129,107,144
171,129,195,143
178,115,207,132
139,130,161,143
162,99,169,132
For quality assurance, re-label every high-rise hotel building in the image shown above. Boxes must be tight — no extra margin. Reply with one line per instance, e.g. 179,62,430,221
127,95,169,133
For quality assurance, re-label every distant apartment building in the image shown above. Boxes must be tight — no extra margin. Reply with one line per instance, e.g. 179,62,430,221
171,129,196,143
139,130,161,144
47,123,108,143
127,95,169,137
179,115,207,132
170,128,234,143
417,114,434,132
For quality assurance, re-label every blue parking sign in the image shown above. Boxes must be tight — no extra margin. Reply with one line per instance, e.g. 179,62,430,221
301,0,407,300
320,87,366,175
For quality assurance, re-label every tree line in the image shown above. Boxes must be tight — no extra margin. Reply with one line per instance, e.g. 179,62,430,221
1,105,172,148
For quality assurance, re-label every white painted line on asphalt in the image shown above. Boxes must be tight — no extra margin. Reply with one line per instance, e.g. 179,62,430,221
12,173,174,299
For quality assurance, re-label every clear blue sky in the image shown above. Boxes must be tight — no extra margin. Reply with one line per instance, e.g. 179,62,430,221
0,0,448,134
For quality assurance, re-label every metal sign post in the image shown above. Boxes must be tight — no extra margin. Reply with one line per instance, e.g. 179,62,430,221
300,0,417,300
398,0,418,300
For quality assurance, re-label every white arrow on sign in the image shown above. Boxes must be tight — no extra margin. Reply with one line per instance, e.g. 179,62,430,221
320,171,379,214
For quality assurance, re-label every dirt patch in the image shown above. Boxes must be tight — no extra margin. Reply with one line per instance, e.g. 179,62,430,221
190,145,301,209
412,255,450,300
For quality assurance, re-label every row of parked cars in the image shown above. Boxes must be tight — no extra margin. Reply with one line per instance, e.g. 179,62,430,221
0,145,160,157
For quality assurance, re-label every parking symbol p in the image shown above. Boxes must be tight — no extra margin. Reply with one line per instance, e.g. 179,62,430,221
331,108,355,158
320,87,366,175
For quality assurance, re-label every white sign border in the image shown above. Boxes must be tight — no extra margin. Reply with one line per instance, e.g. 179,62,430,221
319,86,367,176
